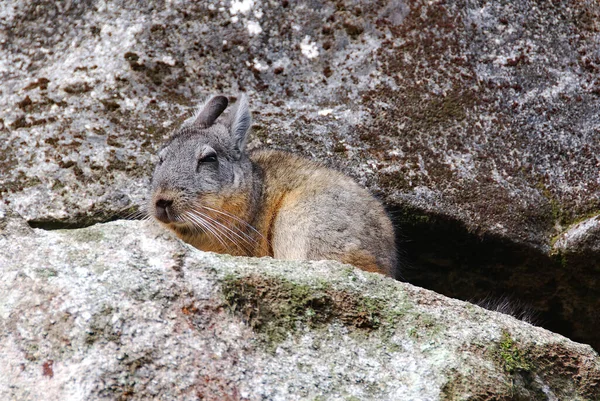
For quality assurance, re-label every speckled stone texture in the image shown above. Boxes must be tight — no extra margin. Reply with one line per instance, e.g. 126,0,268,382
1,212,599,401
1,0,599,362
2,0,599,246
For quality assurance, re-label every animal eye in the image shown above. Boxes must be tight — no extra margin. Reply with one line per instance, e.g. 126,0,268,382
200,154,217,163
196,153,217,171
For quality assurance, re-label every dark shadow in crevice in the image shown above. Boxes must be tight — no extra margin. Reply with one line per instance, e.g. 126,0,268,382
27,208,144,230
387,204,600,353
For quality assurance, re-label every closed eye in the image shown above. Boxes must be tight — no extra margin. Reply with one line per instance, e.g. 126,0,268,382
200,154,217,163
197,153,217,171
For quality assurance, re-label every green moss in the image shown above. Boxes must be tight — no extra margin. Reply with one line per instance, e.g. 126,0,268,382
549,209,600,251
537,181,568,225
550,198,564,224
418,313,441,335
34,267,58,278
387,205,434,226
221,274,390,348
550,250,569,268
85,306,120,345
549,233,561,249
497,331,532,374
404,312,443,340
566,210,600,228
538,180,600,248
66,227,105,243
221,272,423,352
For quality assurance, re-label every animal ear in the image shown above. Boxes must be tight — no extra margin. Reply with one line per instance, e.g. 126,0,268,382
228,93,251,156
189,95,229,128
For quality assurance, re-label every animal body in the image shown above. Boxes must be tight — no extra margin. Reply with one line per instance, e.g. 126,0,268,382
149,94,397,276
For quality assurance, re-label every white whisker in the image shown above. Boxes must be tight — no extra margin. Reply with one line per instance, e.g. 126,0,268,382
198,204,264,239
189,209,254,255
184,211,230,251
119,205,150,221
200,215,249,254
198,210,256,250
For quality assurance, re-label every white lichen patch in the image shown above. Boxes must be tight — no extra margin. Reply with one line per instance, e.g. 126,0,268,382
247,20,262,36
300,36,319,59
230,0,254,15
252,58,268,72
161,55,176,66
272,57,291,70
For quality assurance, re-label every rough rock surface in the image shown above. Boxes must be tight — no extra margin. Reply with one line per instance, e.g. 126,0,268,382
554,215,600,254
1,213,599,401
2,0,599,248
1,0,599,357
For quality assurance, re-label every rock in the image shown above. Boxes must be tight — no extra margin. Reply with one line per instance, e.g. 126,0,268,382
1,0,599,249
553,215,600,254
1,214,599,400
1,0,599,360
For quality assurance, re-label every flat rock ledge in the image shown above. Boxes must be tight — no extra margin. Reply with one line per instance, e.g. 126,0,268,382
1,213,599,401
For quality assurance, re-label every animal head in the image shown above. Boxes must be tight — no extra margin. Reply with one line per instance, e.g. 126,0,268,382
149,94,252,227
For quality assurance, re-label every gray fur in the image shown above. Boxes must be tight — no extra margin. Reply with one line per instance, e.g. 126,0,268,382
182,95,229,129
150,95,257,226
149,93,397,277
226,93,251,157
150,123,255,204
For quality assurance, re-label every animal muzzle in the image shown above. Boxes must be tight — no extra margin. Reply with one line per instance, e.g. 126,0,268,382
154,197,175,223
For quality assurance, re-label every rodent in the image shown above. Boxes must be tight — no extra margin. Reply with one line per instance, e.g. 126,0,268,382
149,94,397,277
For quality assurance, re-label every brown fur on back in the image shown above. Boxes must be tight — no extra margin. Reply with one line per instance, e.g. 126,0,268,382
248,150,396,276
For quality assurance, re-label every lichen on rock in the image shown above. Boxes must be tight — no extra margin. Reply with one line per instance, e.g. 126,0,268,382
1,214,599,400
2,0,600,386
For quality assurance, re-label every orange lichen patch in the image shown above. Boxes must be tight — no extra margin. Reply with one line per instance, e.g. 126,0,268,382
181,303,199,315
340,249,389,276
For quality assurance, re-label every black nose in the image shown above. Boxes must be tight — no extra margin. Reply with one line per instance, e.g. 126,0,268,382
156,199,173,209
155,198,173,222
